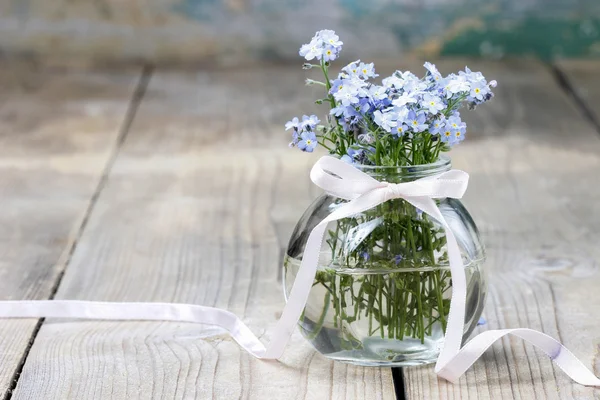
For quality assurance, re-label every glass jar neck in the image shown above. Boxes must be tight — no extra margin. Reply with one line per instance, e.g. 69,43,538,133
354,156,451,183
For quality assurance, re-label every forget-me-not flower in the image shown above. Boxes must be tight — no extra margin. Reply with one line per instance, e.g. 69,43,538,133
299,30,343,62
368,85,388,102
358,62,377,79
301,114,320,130
392,92,418,107
442,75,470,98
299,40,323,61
382,74,404,89
446,114,466,133
406,111,428,133
285,117,300,131
298,131,318,152
424,62,442,82
335,86,360,106
430,116,446,135
394,123,409,137
373,109,398,132
421,93,445,114
329,78,346,95
342,60,362,77
469,80,490,103
318,30,343,49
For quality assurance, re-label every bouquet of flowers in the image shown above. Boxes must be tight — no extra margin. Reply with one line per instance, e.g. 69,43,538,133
287,30,496,165
284,30,496,364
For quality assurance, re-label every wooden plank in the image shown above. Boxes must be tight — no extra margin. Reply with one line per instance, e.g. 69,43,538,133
555,60,600,125
0,62,141,395
11,67,396,399
402,59,600,399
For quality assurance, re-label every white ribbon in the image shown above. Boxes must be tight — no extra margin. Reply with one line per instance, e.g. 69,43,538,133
0,156,598,387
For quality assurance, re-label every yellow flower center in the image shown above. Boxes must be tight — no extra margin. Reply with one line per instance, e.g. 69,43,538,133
306,139,312,145
363,69,368,74
475,88,481,93
445,131,451,136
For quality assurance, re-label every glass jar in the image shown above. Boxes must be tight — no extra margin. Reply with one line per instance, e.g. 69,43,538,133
283,157,487,366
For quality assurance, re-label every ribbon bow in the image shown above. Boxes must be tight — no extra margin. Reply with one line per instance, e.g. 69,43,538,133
0,156,598,386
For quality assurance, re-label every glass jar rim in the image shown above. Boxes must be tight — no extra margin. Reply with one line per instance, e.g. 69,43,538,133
353,155,450,170
352,155,451,177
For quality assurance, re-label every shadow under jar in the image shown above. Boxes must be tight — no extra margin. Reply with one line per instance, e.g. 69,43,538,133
283,157,487,366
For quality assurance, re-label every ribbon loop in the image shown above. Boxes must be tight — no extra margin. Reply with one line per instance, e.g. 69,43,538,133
0,156,598,387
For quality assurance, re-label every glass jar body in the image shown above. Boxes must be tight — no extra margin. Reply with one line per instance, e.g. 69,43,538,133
283,162,487,366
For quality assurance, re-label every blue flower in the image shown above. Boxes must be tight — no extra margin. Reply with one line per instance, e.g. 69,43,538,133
288,131,299,148
335,86,360,106
318,30,343,50
373,109,397,132
331,104,360,120
406,111,428,133
469,80,490,102
299,40,323,61
453,129,466,143
299,30,343,61
341,60,362,77
430,116,446,135
285,117,300,131
440,125,456,146
358,62,378,79
361,251,371,261
347,147,363,158
393,123,409,137
424,62,442,83
392,92,418,107
393,255,403,265
301,114,320,130
368,85,387,101
382,74,404,89
441,74,470,98
446,114,466,133
297,131,318,152
322,46,338,61
421,93,445,114
341,154,354,164
329,78,346,95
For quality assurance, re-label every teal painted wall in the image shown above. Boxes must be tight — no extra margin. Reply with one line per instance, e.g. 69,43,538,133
0,0,598,63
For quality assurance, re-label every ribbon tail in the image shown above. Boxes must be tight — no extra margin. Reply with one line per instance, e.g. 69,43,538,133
435,328,600,386
0,300,269,357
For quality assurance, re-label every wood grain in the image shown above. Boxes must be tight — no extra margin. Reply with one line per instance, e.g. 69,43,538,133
403,59,600,400
10,67,396,399
0,62,140,395
9,60,600,399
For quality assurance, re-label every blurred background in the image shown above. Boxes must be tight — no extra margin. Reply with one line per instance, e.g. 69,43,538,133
1,0,599,65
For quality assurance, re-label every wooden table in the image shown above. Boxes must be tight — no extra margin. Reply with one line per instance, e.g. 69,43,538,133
0,59,599,399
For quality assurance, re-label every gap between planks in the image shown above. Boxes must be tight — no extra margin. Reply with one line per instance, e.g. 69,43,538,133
2,65,154,400
550,64,600,136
